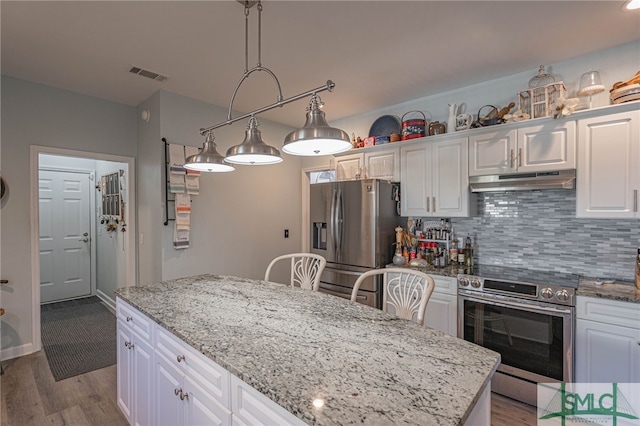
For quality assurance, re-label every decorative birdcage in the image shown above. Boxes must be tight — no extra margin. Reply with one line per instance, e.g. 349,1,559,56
517,66,566,119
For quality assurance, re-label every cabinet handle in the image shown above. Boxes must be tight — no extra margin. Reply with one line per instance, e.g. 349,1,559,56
174,388,181,396
432,197,436,212
177,355,185,363
634,190,638,213
518,148,522,167
180,391,189,401
126,316,132,322
0,280,8,284
124,341,130,348
510,149,514,169
426,197,430,212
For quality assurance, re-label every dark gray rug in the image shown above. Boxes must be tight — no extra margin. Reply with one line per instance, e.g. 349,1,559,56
41,296,116,381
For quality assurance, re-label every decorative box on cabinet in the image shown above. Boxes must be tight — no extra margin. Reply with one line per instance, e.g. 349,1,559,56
116,300,154,426
576,110,640,218
400,137,471,217
576,296,640,384
468,121,576,176
334,147,400,182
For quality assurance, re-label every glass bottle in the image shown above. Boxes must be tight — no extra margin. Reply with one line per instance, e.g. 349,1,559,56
465,234,473,268
449,239,458,266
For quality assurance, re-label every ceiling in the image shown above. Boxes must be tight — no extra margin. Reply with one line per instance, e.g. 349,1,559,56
2,1,639,128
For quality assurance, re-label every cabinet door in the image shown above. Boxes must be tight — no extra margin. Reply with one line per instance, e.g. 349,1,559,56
154,353,185,426
577,110,640,218
184,375,232,426
230,375,304,426
576,319,640,383
432,137,470,217
116,321,133,424
365,147,400,181
423,292,457,337
133,334,154,426
334,153,363,181
468,129,516,176
517,121,576,173
400,144,431,216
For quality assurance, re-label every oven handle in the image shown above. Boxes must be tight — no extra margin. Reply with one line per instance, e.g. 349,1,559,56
458,291,574,315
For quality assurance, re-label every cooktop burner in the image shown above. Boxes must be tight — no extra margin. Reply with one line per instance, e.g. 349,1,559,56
466,265,580,289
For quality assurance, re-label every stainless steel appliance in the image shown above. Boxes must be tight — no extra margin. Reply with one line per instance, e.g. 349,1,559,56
457,265,578,406
310,179,398,308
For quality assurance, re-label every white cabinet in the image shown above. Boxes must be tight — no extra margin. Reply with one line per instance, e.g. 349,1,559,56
576,296,640,384
468,121,576,176
116,300,154,426
335,147,400,181
423,275,457,337
334,153,363,181
401,137,471,217
153,326,232,426
116,297,306,426
576,110,640,218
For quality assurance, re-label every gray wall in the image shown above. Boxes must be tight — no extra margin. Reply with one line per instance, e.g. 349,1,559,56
137,90,303,284
1,76,137,357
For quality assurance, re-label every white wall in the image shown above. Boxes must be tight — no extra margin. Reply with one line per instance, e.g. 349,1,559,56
0,76,137,359
302,40,640,169
136,90,303,284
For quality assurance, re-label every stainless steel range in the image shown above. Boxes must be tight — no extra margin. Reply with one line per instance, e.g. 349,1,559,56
457,265,579,406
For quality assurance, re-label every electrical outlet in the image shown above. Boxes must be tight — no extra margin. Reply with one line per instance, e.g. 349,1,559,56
284,229,289,238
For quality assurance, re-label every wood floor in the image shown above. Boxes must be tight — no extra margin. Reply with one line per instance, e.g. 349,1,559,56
1,350,537,426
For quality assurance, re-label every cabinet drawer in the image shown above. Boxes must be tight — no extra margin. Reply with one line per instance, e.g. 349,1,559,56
230,374,304,426
116,298,153,342
156,326,231,408
433,276,457,295
577,296,640,329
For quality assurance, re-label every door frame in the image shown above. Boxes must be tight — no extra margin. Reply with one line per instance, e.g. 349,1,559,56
38,166,97,302
30,145,137,352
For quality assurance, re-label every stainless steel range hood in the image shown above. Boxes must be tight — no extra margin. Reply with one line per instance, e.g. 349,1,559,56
469,169,576,192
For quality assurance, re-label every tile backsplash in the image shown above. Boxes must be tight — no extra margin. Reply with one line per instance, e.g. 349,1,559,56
411,190,639,280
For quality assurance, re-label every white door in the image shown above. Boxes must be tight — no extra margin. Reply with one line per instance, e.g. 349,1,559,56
39,169,92,303
432,137,469,217
400,144,431,216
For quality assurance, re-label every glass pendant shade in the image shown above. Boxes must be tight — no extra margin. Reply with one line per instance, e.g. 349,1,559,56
225,117,283,165
282,96,352,156
184,133,235,172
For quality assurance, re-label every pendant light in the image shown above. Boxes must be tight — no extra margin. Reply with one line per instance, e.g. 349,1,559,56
225,117,282,165
189,0,348,171
282,95,352,156
184,132,235,172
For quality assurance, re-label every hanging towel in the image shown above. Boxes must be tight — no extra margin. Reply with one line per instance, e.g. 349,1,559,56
184,146,201,195
169,173,186,194
175,193,191,215
169,144,186,175
173,224,190,249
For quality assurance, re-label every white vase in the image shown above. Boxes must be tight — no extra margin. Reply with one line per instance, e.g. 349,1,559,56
447,103,458,133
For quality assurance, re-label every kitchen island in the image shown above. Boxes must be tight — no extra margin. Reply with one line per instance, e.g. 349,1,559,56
115,274,500,425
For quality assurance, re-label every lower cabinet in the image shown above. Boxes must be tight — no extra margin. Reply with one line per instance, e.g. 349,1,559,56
117,309,154,426
423,275,457,337
116,297,305,426
575,296,640,383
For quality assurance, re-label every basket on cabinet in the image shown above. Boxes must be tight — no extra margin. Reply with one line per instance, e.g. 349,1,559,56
517,81,566,119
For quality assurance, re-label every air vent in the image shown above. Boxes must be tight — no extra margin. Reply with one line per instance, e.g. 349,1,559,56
129,66,168,83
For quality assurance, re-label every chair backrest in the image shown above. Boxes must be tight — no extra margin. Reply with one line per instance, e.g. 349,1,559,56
264,253,327,291
351,268,435,325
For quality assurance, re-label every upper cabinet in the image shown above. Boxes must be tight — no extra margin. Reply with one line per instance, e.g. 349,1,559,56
335,146,400,182
468,121,576,176
576,110,640,218
401,137,471,217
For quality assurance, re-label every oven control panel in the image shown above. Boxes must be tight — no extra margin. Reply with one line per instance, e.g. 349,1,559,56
457,274,575,306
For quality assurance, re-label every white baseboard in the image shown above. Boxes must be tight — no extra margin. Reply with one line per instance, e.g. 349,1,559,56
1,342,36,361
97,289,116,314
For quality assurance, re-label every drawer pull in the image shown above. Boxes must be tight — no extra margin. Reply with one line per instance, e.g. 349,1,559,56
0,279,8,284
124,341,134,350
174,388,181,396
177,355,186,363
126,316,133,322
180,391,189,401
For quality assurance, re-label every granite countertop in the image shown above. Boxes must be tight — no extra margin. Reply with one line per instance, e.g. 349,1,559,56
578,277,640,304
115,274,500,426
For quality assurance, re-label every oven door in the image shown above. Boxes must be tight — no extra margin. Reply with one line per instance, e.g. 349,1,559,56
458,290,574,385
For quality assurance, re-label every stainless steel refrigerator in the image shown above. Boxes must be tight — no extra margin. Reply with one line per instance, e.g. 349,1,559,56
310,179,398,308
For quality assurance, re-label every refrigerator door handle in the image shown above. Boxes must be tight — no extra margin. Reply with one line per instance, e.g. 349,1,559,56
330,187,338,254
336,187,344,259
